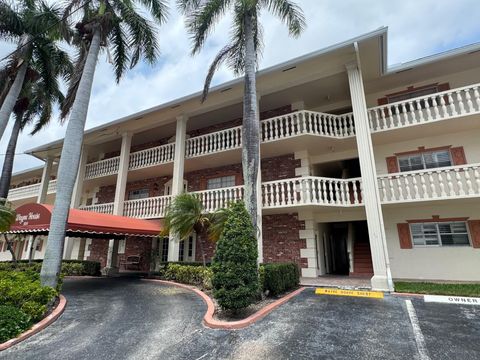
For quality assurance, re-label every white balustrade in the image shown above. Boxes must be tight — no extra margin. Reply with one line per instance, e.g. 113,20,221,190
262,176,363,208
261,110,355,142
368,83,480,132
193,186,245,212
7,183,41,201
185,126,242,158
123,195,172,219
85,157,120,179
7,180,57,201
378,164,480,203
129,143,175,170
79,202,114,214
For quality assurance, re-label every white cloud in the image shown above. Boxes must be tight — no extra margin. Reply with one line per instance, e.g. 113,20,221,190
0,0,479,172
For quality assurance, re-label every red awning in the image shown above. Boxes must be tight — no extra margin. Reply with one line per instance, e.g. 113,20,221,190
6,203,161,238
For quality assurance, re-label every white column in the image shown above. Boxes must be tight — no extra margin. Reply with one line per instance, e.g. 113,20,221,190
64,147,88,259
168,115,188,262
105,133,132,272
256,96,263,263
346,59,393,291
37,157,53,203
71,146,88,208
299,211,319,277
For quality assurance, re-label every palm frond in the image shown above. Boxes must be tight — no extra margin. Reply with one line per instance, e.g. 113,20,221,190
259,0,305,37
161,193,206,240
187,0,233,55
108,19,129,82
202,43,236,102
137,0,169,24
0,1,24,40
0,198,15,233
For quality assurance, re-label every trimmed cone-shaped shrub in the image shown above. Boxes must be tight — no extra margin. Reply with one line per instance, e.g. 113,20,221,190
211,201,258,311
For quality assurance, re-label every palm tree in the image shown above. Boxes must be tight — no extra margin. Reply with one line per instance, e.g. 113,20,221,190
40,0,168,288
0,198,16,262
0,51,71,198
0,0,70,142
178,0,305,232
161,193,230,265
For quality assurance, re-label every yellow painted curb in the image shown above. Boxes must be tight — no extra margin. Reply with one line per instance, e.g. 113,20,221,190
315,288,384,299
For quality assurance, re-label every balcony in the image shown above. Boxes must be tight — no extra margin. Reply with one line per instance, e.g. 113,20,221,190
79,176,364,219
368,83,480,133
378,163,480,204
84,110,355,179
79,164,480,219
85,143,175,180
7,180,57,202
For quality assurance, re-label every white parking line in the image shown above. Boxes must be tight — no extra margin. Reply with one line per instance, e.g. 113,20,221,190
405,300,430,360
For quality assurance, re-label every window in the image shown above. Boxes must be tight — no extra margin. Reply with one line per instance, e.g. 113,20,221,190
118,239,126,254
156,238,169,262
398,150,452,172
179,240,185,262
207,175,236,190
188,236,194,257
410,222,470,247
128,188,149,200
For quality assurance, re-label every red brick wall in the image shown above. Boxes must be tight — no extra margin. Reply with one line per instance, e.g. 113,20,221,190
261,153,300,182
195,213,307,269
87,237,153,271
262,213,307,268
87,239,109,267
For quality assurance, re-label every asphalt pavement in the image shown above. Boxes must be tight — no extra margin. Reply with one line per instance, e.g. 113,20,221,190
1,277,478,360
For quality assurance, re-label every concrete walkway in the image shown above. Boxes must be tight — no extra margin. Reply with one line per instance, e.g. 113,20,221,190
1,277,479,359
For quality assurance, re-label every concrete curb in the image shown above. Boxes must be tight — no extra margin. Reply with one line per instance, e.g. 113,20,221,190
392,292,425,298
142,279,306,330
0,295,67,351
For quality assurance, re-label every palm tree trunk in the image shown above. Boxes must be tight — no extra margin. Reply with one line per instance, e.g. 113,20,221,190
242,14,260,231
4,234,16,263
40,30,101,288
0,39,30,142
0,116,22,198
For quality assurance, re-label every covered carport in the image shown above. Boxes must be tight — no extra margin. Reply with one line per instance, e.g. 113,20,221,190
4,203,162,273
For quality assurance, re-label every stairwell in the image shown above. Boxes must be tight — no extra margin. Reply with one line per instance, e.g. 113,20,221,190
350,242,373,276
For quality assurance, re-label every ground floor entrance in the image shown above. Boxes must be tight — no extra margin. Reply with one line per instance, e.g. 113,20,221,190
317,220,373,278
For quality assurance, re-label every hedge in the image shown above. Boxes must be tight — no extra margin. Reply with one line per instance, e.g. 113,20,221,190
0,305,32,343
0,269,59,342
0,260,101,276
159,263,212,290
261,263,300,296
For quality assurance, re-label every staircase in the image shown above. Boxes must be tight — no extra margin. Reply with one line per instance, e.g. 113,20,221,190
351,242,373,276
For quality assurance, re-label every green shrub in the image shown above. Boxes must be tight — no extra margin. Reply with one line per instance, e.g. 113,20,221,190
261,263,300,296
0,260,101,276
162,263,212,290
0,270,57,322
211,201,258,311
0,305,31,343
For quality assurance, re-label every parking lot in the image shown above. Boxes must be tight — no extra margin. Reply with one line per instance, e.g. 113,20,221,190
1,278,479,359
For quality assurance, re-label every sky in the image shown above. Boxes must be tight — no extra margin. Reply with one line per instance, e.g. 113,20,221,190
1,0,479,173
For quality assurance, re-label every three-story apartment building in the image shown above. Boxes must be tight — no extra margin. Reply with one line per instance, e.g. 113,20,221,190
2,28,480,291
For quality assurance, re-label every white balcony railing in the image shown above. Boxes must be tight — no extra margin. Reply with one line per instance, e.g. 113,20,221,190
79,202,114,214
368,83,480,132
262,176,362,208
7,180,57,201
192,186,245,212
123,195,172,219
378,163,480,203
85,157,120,180
185,110,355,159
129,143,175,171
186,126,242,158
261,110,355,142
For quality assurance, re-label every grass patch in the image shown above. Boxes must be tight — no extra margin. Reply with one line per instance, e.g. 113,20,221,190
395,282,480,297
